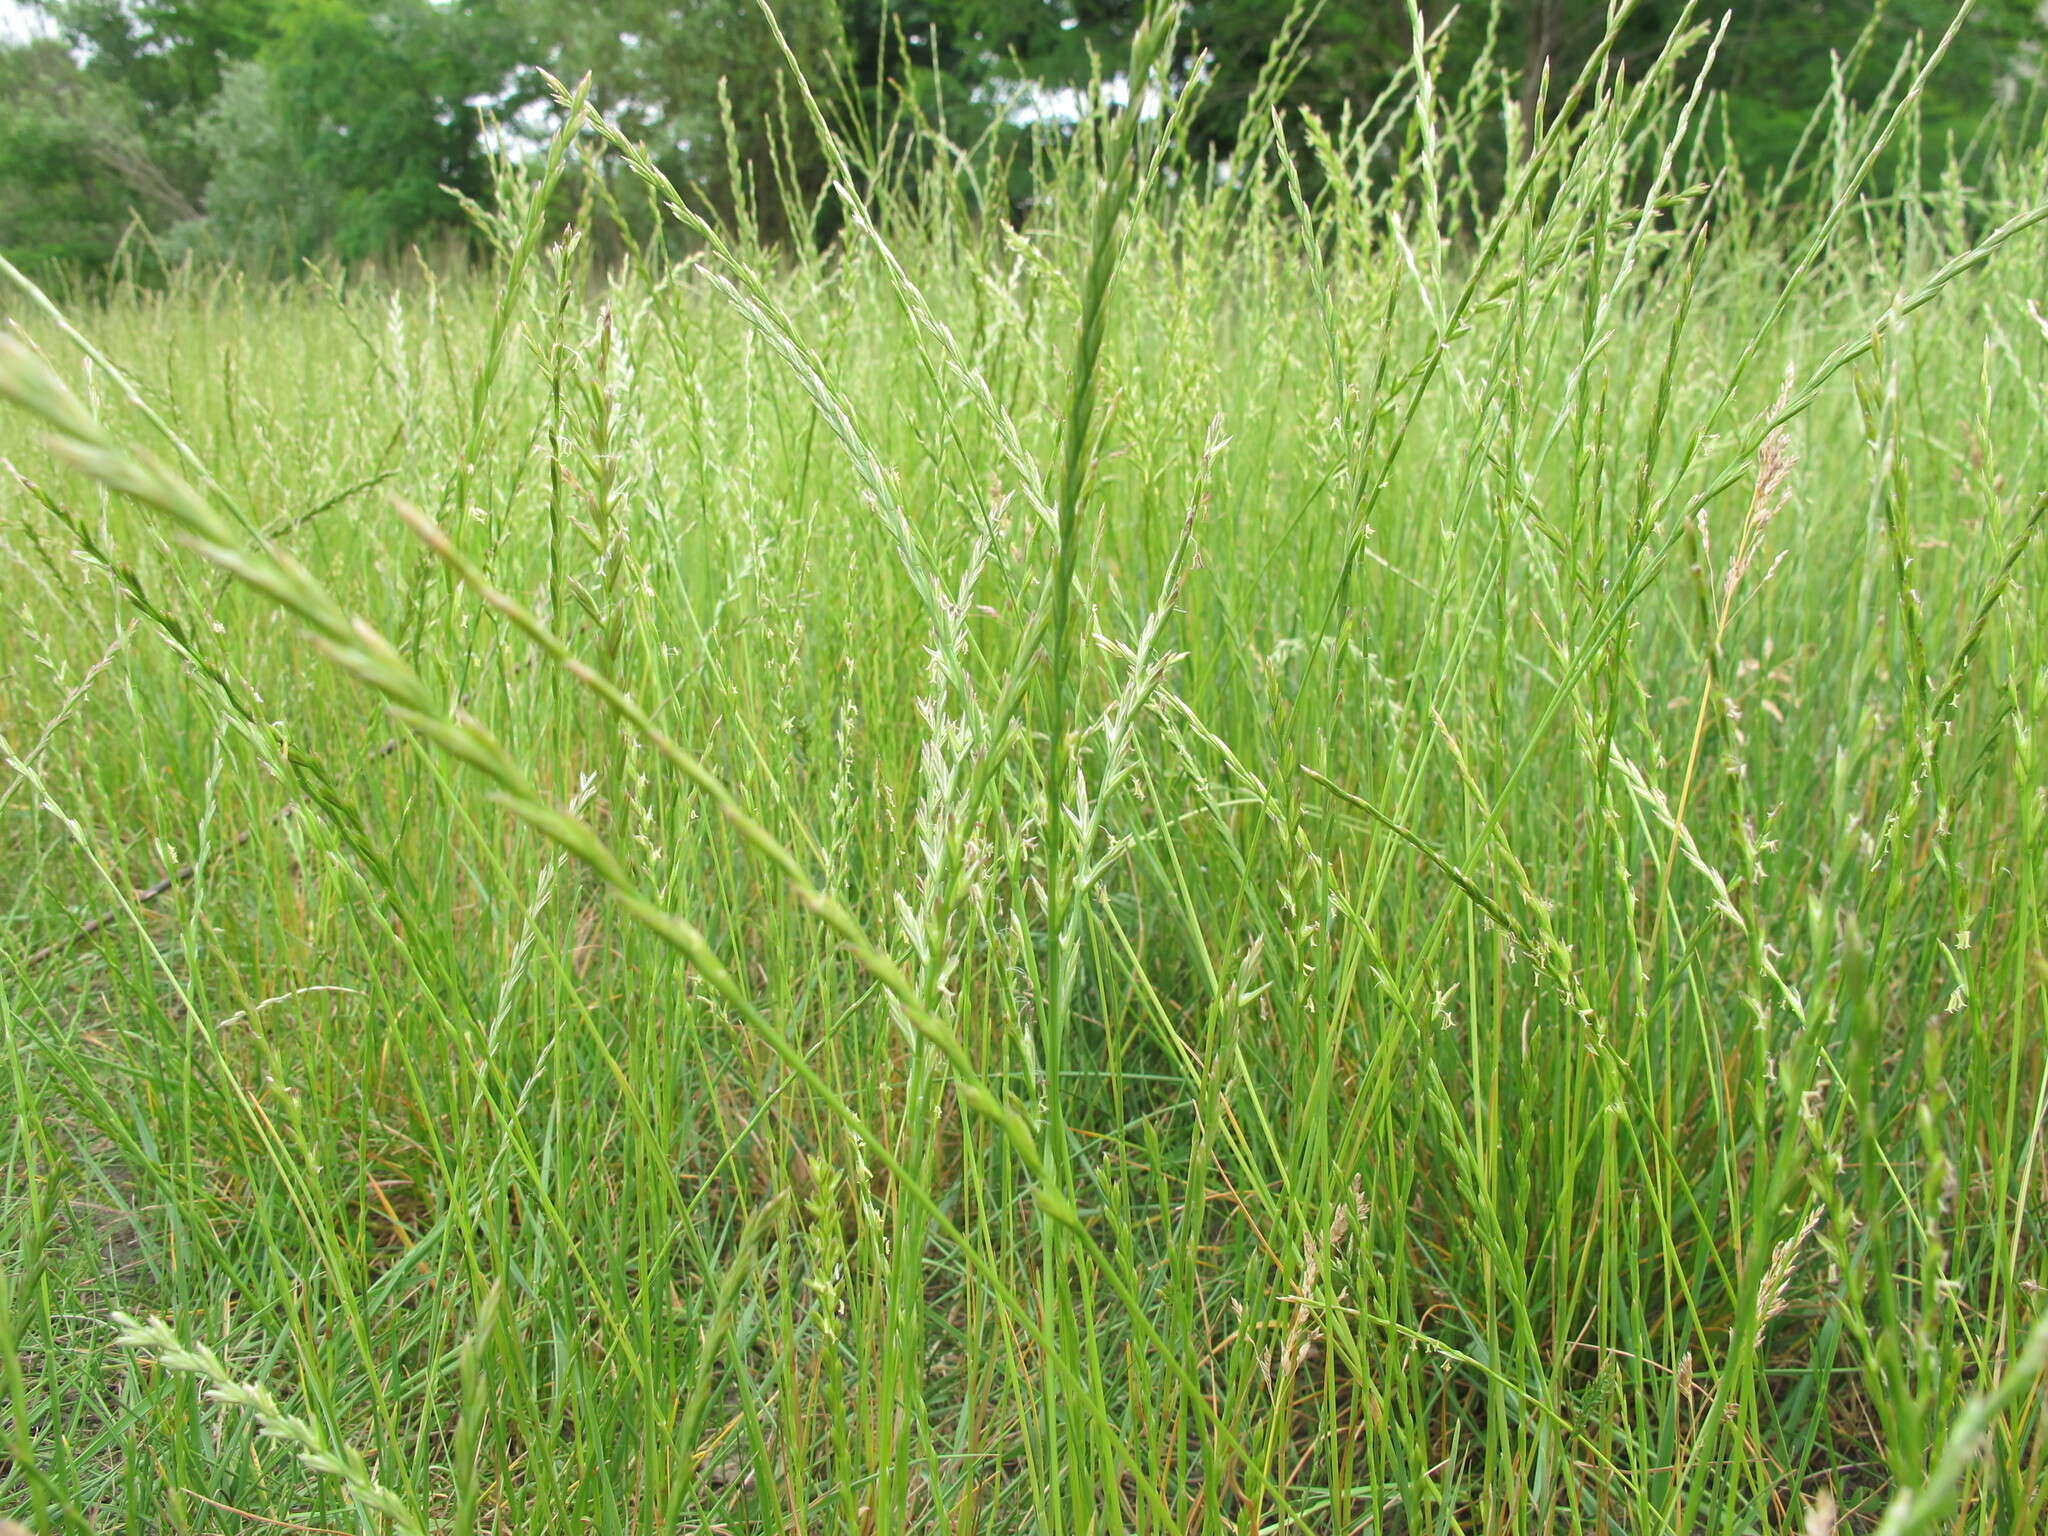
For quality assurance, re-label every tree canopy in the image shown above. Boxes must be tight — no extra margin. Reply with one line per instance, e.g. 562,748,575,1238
1,0,2036,279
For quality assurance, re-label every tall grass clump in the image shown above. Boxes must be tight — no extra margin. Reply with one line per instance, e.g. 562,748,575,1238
5,3,2048,1531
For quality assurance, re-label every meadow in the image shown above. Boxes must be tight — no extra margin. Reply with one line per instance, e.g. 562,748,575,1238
5,8,2048,1532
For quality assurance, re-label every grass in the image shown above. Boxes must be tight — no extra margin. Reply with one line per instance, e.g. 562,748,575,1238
4,5,2048,1531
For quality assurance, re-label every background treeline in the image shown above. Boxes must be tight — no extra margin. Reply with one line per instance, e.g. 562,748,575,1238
2,0,2042,278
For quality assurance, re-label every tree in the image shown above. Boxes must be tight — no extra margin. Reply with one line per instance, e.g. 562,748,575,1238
1714,0,2044,182
0,37,193,277
36,0,280,195
898,0,2028,185
253,0,520,261
2,0,517,272
2,0,2037,279
513,0,847,241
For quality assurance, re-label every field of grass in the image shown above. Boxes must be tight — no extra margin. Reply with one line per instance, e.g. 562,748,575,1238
5,8,2048,1533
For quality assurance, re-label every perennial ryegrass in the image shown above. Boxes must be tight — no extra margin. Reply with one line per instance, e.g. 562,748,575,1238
5,7,2048,1532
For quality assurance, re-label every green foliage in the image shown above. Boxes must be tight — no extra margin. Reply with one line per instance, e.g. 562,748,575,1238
5,9,2048,1530
1070,0,2039,181
1714,0,2048,181
0,0,2038,275
256,0,519,261
44,0,279,115
0,0,516,273
185,58,322,267
37,0,279,198
0,40,172,276
516,0,849,239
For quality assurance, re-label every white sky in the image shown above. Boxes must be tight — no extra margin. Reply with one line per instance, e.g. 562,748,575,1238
0,1,53,43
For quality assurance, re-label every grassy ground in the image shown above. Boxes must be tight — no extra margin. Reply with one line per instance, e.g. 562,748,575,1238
5,9,2048,1533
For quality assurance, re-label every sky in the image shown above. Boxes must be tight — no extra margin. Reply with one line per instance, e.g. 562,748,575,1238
0,1,51,43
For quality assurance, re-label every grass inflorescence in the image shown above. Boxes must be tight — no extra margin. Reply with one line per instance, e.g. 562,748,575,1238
4,5,2048,1532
